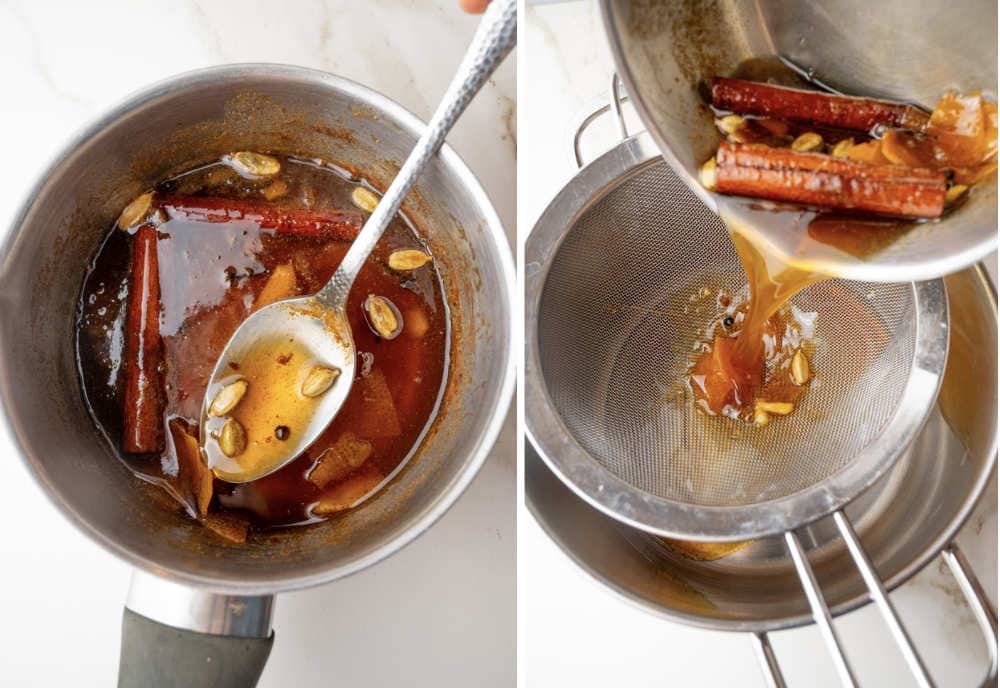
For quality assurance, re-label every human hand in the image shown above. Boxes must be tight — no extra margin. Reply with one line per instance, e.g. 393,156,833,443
459,0,490,13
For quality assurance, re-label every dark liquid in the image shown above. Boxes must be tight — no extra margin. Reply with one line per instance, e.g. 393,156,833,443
689,59,928,422
688,226,821,420
77,156,449,528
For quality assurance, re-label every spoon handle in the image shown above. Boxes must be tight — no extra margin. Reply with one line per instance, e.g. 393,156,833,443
319,0,517,306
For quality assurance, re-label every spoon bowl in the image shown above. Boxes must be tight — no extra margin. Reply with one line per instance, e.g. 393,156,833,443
200,296,356,483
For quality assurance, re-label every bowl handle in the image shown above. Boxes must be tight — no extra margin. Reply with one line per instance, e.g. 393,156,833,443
941,542,998,683
754,513,998,687
118,570,275,688
571,74,633,169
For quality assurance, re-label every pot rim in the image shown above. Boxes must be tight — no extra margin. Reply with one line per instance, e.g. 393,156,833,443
0,62,516,595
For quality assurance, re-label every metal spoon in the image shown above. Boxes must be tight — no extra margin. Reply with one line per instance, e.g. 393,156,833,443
200,0,516,483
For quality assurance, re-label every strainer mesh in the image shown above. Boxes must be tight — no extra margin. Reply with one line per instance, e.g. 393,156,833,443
537,162,914,507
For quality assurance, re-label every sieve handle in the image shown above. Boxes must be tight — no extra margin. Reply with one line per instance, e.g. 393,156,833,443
832,511,933,686
571,73,632,168
784,529,859,687
756,512,998,687
750,632,787,688
836,515,997,685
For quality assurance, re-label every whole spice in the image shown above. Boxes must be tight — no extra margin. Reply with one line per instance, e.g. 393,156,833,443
229,151,281,178
711,78,930,132
756,400,795,415
351,186,380,213
218,418,247,458
157,195,362,239
118,192,155,231
945,184,969,204
388,249,433,271
716,114,746,136
307,432,373,488
700,158,718,191
364,295,403,340
301,365,341,398
261,179,289,201
122,224,165,454
831,138,855,158
791,349,811,386
790,132,823,152
209,380,248,417
712,142,947,218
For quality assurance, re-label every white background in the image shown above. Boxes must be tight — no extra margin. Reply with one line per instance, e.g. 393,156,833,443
0,1,515,686
518,2,998,687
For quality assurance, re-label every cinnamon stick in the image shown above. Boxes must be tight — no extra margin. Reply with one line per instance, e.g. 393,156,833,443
123,224,165,453
712,78,930,132
156,195,362,239
714,142,947,218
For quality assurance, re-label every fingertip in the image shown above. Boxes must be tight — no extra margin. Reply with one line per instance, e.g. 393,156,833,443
459,0,491,14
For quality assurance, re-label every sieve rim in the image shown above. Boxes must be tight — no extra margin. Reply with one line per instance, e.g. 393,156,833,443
525,132,951,541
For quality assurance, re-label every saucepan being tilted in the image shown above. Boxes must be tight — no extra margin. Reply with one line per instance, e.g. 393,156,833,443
598,0,998,282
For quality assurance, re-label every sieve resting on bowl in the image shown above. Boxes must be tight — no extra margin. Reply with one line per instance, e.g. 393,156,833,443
527,230,998,685
525,83,969,687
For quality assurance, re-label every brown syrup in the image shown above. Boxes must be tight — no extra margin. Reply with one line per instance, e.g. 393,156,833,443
687,227,821,421
77,155,449,531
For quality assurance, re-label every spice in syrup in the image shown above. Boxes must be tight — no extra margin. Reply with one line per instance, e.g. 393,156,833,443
76,152,450,541
688,62,996,426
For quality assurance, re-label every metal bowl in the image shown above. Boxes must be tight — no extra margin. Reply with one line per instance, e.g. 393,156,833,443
0,64,515,595
597,0,998,282
525,133,996,634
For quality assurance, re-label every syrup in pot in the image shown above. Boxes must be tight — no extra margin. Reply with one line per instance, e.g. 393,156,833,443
77,153,450,539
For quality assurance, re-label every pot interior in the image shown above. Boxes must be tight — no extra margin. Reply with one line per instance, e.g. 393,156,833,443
0,65,512,593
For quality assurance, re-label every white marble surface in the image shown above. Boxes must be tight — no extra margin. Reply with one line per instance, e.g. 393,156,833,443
519,2,997,687
0,1,514,686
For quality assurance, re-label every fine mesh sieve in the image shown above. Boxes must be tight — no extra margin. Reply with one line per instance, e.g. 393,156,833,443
527,143,948,541
525,102,954,686
537,161,917,510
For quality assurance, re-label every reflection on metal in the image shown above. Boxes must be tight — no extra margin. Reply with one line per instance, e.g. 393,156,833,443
127,570,274,638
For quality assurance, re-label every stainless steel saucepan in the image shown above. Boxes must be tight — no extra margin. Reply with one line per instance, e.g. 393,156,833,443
598,0,998,282
0,64,514,686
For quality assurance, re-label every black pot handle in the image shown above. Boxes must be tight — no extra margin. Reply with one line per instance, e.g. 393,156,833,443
119,608,273,688
118,570,276,688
